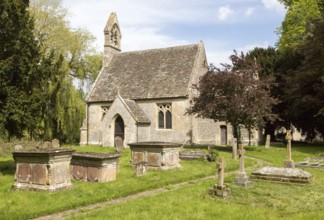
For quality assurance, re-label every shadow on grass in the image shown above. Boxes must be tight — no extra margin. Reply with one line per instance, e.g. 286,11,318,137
290,142,324,155
0,159,15,176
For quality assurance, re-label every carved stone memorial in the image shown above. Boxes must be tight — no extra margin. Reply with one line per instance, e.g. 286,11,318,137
265,134,270,148
284,130,295,168
13,149,75,191
136,161,148,176
234,144,252,186
209,157,230,198
71,152,120,183
129,142,181,170
114,136,124,152
51,138,60,148
232,138,237,160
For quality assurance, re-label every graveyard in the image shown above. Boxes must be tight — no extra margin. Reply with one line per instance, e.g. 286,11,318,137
0,142,323,219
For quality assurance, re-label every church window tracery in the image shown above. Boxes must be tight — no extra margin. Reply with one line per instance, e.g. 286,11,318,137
157,104,172,129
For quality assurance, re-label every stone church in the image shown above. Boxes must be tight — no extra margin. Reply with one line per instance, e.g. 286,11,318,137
80,12,261,147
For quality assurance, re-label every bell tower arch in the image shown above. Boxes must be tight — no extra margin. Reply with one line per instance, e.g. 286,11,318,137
103,12,122,67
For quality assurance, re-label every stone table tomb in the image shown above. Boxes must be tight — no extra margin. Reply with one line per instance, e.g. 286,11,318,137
13,149,75,192
71,152,120,182
129,142,182,170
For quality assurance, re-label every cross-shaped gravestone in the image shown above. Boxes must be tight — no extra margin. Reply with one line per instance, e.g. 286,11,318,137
217,157,226,188
232,138,237,160
234,144,252,186
284,130,295,168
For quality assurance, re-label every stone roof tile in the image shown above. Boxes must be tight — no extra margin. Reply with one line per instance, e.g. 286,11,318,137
87,44,199,102
123,99,151,124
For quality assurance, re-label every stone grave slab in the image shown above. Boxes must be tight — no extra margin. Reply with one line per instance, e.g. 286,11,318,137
296,157,324,169
71,152,120,183
13,149,75,191
251,166,312,184
179,150,207,160
129,142,181,170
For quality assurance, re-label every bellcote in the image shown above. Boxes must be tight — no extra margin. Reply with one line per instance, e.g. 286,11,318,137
104,12,121,51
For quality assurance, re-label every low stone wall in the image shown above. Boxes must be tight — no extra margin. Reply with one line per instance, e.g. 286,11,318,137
71,152,120,183
129,142,182,170
13,149,75,192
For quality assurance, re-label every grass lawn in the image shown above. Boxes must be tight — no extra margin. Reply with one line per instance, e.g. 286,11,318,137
0,143,323,219
69,143,324,220
0,145,243,219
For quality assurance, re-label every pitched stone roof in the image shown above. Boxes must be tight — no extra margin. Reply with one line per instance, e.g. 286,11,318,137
87,44,200,102
123,99,151,124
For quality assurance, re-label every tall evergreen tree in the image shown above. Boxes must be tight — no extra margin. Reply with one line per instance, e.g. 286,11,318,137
0,0,42,140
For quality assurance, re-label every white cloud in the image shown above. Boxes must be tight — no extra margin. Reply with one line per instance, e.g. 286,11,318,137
218,5,234,21
122,27,189,51
262,0,286,13
244,7,254,16
237,42,270,53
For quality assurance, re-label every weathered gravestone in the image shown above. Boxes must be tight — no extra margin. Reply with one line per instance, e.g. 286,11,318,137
179,150,208,160
114,136,124,152
234,144,252,186
251,130,312,184
51,138,60,148
14,145,23,151
129,142,181,170
284,130,295,168
42,141,51,148
265,134,271,148
209,157,230,198
71,152,120,183
12,149,75,191
232,138,237,160
136,161,148,176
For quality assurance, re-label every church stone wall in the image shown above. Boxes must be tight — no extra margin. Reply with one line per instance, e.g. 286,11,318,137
137,125,150,142
137,99,192,144
87,103,105,145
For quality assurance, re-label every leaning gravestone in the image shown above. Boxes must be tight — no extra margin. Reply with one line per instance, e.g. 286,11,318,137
51,138,60,148
114,136,124,152
136,161,148,176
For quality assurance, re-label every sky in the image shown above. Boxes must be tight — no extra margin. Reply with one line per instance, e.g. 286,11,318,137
62,0,286,66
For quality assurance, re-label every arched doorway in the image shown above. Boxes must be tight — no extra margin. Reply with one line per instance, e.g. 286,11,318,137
220,125,227,145
114,116,124,143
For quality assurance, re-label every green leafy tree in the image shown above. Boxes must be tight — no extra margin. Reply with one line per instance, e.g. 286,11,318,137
277,0,321,51
282,15,324,139
28,0,102,142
